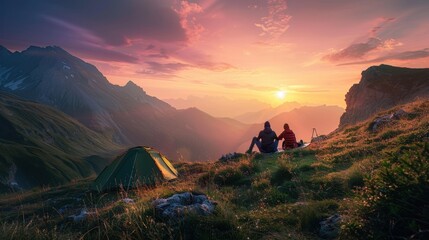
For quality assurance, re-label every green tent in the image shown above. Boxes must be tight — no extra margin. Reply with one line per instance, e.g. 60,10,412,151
93,146,178,191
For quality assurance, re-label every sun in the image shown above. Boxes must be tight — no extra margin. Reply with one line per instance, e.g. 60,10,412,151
276,90,286,99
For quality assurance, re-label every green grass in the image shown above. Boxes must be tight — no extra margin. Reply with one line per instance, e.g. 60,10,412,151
0,99,428,239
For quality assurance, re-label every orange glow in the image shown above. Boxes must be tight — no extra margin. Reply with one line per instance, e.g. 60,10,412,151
276,90,286,99
11,0,424,118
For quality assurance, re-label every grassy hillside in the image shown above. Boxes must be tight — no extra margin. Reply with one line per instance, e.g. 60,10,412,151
0,100,427,239
0,92,121,190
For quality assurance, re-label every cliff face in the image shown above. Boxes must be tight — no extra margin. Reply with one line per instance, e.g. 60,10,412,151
340,64,429,126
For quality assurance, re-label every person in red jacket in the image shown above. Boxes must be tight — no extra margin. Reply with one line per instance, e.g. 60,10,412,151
246,121,279,154
278,123,298,150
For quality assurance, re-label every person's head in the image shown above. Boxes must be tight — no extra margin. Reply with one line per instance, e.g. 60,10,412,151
264,121,271,129
283,123,290,130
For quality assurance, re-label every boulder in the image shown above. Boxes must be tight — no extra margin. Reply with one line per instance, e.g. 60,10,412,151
122,198,135,204
153,192,216,221
369,109,408,132
219,152,244,162
319,213,341,239
68,209,95,222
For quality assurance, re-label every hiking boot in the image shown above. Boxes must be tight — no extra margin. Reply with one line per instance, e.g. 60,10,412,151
245,149,252,155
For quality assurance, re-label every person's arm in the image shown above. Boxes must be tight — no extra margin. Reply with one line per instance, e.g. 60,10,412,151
257,131,263,140
278,131,284,140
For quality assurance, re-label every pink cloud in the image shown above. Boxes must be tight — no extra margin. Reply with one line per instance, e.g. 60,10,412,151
255,0,292,40
322,37,402,62
175,1,205,42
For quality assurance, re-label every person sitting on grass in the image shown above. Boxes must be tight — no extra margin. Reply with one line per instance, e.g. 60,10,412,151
278,123,301,150
246,121,278,154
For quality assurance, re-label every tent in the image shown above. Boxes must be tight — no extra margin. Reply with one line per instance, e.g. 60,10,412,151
93,146,178,191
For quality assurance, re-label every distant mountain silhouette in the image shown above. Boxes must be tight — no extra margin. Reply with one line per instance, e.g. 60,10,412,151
234,101,302,124
0,45,249,161
340,64,429,126
0,92,120,189
164,95,270,118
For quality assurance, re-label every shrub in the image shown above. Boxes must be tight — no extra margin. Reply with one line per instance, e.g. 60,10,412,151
297,200,339,232
278,181,299,201
197,170,214,187
297,164,314,172
251,172,271,191
347,170,364,189
312,177,346,200
344,126,361,134
341,143,429,239
265,188,289,206
270,161,292,186
213,168,243,186
181,213,244,240
380,130,402,140
238,161,259,176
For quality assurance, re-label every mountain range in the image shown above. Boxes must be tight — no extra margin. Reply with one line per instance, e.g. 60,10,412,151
234,101,304,124
0,45,347,162
0,46,251,161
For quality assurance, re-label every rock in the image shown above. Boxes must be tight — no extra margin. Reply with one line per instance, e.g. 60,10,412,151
68,209,95,222
58,204,72,214
153,192,216,221
340,64,429,126
219,152,244,162
319,214,341,239
369,109,408,132
122,198,135,204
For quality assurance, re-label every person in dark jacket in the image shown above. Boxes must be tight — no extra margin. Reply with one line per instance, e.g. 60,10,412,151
278,123,298,149
246,121,278,153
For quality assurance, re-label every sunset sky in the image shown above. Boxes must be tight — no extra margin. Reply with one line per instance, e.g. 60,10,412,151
1,0,429,116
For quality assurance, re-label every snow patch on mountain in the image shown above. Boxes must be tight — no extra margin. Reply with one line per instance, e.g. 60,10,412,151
3,76,28,90
0,66,13,83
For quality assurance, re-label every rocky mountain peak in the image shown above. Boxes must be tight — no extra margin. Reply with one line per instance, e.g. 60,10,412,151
124,80,146,94
0,45,11,56
340,64,429,126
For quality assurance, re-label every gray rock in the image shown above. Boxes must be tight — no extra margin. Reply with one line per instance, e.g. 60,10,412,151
319,214,341,239
153,192,216,221
369,109,408,132
68,209,95,222
122,198,135,204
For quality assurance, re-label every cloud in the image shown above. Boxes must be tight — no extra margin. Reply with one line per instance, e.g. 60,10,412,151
255,0,292,40
338,48,429,66
196,62,235,72
141,61,190,75
369,17,396,36
146,49,170,59
322,38,402,62
174,1,204,42
1,0,188,46
70,44,139,63
0,0,203,63
139,58,234,77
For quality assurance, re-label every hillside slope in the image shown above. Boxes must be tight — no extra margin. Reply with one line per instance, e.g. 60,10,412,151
0,100,427,239
0,92,120,190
